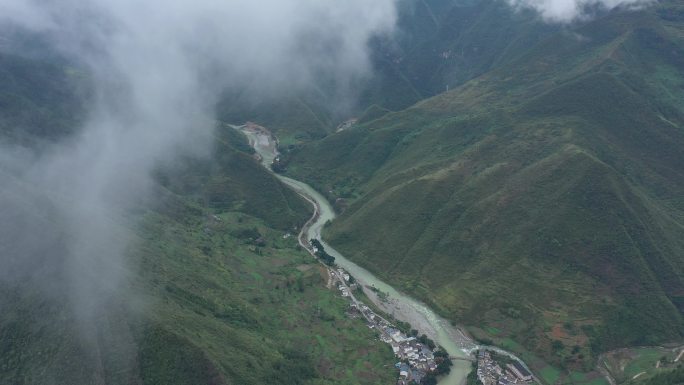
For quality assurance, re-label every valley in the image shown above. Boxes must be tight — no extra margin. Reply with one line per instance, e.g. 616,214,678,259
283,2,684,383
1,0,683,384
234,123,539,385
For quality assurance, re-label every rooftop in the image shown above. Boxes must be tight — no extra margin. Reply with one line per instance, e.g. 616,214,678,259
512,361,531,377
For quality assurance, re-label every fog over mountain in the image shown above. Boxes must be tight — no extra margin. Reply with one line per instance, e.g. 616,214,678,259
0,0,397,327
0,0,657,328
506,0,653,21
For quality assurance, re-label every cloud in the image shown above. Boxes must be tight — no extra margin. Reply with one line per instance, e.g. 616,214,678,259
505,0,653,22
0,0,398,328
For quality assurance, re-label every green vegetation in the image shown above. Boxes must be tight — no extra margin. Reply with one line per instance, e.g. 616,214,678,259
603,346,683,384
622,349,668,379
0,131,396,384
357,104,392,125
0,51,90,145
359,0,560,112
0,60,395,384
540,366,561,384
631,365,684,385
310,239,336,266
154,122,311,231
215,0,562,143
466,361,483,385
3,1,684,384
129,202,395,385
216,90,333,143
288,0,684,380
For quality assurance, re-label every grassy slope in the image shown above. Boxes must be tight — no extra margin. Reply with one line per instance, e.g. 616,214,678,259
0,130,395,385
216,91,333,144
154,124,312,231
603,346,682,384
0,198,395,385
288,2,684,379
0,52,395,384
631,365,684,385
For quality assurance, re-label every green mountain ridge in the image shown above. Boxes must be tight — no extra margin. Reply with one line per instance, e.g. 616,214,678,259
287,1,684,376
214,0,560,142
361,0,560,111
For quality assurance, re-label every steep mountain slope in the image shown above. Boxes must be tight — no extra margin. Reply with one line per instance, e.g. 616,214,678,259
0,51,394,384
632,365,684,385
288,1,684,373
214,0,559,142
0,52,90,145
0,179,394,385
216,92,333,144
360,0,560,111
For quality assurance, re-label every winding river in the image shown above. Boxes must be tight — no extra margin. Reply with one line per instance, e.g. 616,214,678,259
235,124,476,385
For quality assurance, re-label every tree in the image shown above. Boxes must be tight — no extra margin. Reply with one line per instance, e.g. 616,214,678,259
310,239,323,250
551,340,564,353
436,360,452,375
310,239,335,265
418,335,436,350
419,334,429,344
466,361,484,385
422,374,438,385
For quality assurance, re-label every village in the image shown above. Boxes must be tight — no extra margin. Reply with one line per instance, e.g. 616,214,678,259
309,231,537,385
311,238,539,385
307,238,453,384
475,349,536,385
242,122,541,385
316,241,537,385
323,260,450,384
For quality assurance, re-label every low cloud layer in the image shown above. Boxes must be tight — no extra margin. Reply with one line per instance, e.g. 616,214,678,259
0,0,397,326
506,0,653,22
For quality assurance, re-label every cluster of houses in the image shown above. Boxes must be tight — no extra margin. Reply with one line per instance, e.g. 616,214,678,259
322,250,540,385
385,332,438,384
331,266,444,385
476,350,534,385
321,247,537,385
335,268,353,297
349,301,443,384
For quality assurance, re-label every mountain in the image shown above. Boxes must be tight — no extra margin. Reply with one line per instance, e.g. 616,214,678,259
0,52,90,146
0,50,394,385
359,0,560,111
215,0,560,144
216,92,334,144
287,0,684,376
3,1,684,384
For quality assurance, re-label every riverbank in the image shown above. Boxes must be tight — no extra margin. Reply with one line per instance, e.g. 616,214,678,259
232,122,545,385
234,123,475,384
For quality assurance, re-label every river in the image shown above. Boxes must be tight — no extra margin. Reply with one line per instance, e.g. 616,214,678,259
234,124,476,385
